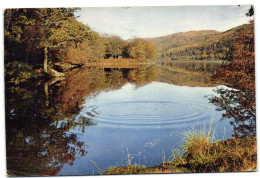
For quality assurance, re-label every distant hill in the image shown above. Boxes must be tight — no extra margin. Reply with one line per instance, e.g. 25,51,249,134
146,30,220,52
146,23,251,60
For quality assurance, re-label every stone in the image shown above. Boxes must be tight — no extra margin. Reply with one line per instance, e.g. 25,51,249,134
48,68,65,77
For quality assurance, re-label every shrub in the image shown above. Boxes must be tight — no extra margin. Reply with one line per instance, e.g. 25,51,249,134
5,61,37,84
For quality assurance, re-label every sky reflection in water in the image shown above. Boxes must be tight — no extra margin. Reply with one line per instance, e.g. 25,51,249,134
58,81,233,175
6,64,237,176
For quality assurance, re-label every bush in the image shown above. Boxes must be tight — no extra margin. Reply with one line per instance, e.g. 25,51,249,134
174,124,256,172
5,61,37,84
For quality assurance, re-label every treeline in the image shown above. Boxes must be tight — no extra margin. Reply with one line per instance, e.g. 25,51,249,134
163,39,234,60
147,23,251,61
161,61,222,74
4,8,157,75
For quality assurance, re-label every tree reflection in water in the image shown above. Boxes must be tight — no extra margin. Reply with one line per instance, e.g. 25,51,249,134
5,84,87,176
5,65,158,176
54,65,158,114
209,88,256,138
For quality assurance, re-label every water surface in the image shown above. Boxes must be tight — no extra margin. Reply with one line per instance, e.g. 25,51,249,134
6,63,237,176
58,81,233,175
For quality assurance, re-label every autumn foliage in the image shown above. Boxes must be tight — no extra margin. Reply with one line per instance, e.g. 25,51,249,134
127,38,158,60
4,8,158,77
211,20,255,93
209,20,255,138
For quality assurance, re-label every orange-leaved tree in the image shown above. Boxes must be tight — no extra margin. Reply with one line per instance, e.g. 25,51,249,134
209,7,255,138
211,13,254,93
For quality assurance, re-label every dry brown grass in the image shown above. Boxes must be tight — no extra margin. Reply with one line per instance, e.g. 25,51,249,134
103,122,257,175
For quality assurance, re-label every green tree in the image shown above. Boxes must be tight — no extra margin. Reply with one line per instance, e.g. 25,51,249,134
103,35,124,58
4,8,81,72
35,8,81,72
4,9,38,61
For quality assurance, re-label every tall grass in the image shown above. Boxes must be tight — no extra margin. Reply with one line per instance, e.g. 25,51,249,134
182,119,215,152
172,118,257,172
103,117,257,174
90,160,104,174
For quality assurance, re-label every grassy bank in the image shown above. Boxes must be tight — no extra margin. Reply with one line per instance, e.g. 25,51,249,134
103,130,257,175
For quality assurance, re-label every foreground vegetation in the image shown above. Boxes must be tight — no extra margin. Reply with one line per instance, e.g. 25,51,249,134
104,133,256,174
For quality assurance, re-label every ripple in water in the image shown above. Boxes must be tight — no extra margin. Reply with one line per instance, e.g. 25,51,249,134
78,100,213,128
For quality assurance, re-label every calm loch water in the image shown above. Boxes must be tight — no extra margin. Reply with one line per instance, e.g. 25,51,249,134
58,81,233,176
6,63,235,176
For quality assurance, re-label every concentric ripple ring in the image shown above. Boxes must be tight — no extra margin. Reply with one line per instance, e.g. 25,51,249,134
79,100,213,128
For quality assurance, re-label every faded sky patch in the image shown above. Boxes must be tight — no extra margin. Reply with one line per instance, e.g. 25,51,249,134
69,6,251,40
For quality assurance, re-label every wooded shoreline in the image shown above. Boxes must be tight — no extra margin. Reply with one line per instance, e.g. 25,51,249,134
4,7,256,177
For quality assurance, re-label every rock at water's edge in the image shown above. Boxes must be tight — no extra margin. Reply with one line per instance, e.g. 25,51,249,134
48,68,65,77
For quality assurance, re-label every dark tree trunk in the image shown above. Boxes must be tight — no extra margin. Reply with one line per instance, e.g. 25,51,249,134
44,47,48,72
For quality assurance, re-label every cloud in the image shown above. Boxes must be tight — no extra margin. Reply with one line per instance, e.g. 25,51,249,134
76,5,252,40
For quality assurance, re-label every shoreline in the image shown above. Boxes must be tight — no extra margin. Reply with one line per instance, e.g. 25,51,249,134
103,136,257,175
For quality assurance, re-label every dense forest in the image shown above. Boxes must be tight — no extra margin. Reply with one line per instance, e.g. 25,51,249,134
4,8,157,83
147,23,252,61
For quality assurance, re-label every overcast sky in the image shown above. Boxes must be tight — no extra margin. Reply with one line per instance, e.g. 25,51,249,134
75,5,252,40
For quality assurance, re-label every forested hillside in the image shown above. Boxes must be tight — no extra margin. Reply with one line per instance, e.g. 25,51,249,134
4,8,157,83
146,23,251,60
146,30,220,52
